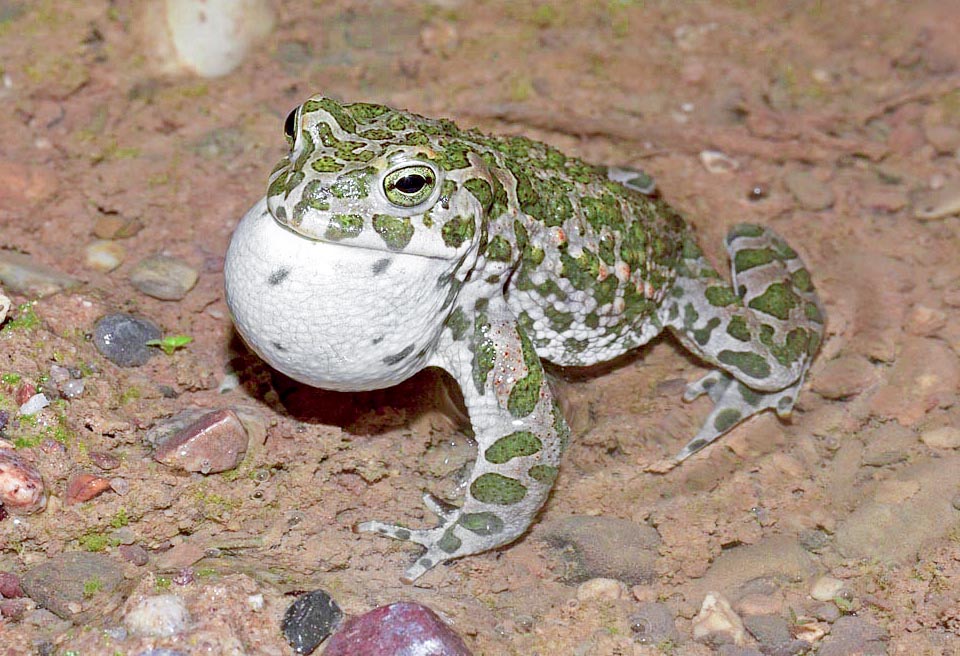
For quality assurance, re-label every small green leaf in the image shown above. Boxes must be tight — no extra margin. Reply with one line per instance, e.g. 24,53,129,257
146,335,193,355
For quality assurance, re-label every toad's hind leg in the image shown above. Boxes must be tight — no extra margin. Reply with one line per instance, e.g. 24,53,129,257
662,224,824,462
356,295,567,583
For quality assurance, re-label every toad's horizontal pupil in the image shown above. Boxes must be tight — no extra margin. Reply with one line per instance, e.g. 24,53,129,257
395,174,428,194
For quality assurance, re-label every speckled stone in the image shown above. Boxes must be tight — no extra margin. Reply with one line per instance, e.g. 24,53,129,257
281,589,343,654
93,313,162,367
152,409,249,474
324,602,472,656
129,255,198,301
21,552,125,619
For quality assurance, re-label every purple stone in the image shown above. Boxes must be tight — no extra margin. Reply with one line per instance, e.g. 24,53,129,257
324,602,473,656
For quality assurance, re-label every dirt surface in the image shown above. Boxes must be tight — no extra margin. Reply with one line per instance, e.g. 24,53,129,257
1,1,960,654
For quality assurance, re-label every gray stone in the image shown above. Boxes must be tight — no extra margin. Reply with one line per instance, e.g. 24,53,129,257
129,255,198,301
628,602,679,645
93,313,161,367
21,552,126,619
817,616,887,656
540,515,660,584
0,250,81,298
743,614,792,648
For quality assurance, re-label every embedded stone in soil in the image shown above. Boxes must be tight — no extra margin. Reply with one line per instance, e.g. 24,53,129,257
151,408,249,474
281,589,343,654
323,602,472,656
93,313,162,367
129,254,199,301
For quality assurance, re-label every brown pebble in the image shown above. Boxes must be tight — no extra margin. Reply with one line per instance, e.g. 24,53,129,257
65,473,112,504
92,215,144,240
89,451,121,470
0,598,31,621
0,448,46,514
15,383,36,406
153,409,249,474
0,571,23,598
118,544,149,566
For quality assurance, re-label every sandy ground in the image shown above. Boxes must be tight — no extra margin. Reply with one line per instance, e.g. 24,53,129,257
1,1,960,654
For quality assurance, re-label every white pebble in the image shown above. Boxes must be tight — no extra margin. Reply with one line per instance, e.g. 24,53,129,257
810,575,845,601
692,592,746,646
699,150,739,174
124,594,190,637
19,393,49,416
576,577,626,601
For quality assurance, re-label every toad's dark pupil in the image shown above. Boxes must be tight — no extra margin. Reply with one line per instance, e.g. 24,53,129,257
394,174,429,194
283,108,297,140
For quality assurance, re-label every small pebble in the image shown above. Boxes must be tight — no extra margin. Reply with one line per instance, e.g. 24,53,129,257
784,169,835,211
129,255,198,301
84,240,126,273
65,473,112,504
92,215,143,239
15,383,36,405
19,393,49,416
0,250,80,298
109,477,130,495
699,150,739,174
692,592,746,647
89,451,121,470
152,409,249,474
48,365,69,383
810,576,843,601
119,544,149,566
0,448,46,514
576,577,625,601
913,180,960,221
59,379,83,399
629,602,679,645
0,598,31,621
324,602,472,656
93,313,162,367
0,571,24,598
282,589,343,654
919,426,960,449
124,594,190,637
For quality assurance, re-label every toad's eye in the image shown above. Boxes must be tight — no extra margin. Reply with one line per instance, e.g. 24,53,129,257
283,107,298,144
383,165,436,207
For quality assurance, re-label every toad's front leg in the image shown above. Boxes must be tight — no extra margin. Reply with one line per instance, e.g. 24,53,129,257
357,295,567,583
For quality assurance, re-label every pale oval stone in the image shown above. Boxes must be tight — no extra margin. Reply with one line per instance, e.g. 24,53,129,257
699,150,739,174
919,426,960,449
576,577,626,601
810,575,844,601
85,240,126,273
129,255,198,301
124,593,190,637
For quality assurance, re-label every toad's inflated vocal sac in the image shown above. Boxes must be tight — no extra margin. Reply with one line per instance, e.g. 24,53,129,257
224,96,824,582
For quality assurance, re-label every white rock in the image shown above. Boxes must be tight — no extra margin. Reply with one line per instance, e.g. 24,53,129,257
140,0,275,78
124,594,190,637
692,592,746,646
920,426,960,449
0,290,9,326
19,393,49,416
85,240,126,273
699,150,739,174
810,575,845,601
576,577,626,601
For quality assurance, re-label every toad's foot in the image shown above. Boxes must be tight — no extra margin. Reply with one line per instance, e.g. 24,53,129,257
674,369,804,462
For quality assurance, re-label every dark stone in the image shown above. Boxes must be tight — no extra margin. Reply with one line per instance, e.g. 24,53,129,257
0,571,23,598
93,313,161,367
540,515,661,584
324,602,472,656
282,589,343,654
743,614,792,647
817,616,888,656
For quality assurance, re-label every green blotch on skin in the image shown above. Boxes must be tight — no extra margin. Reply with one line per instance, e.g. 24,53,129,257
728,224,765,240
330,169,373,200
303,97,357,133
734,248,776,273
560,249,600,291
726,315,751,342
552,400,571,451
528,464,558,484
464,178,493,212
563,336,590,354
791,268,813,292
804,301,823,323
546,306,573,333
445,307,469,341
439,179,458,209
470,473,527,505
598,235,616,266
437,527,462,554
394,528,411,541
738,382,762,406
718,350,772,379
311,156,342,173
345,102,391,123
385,113,409,131
485,235,512,262
437,140,471,170
748,282,799,320
508,329,544,418
485,431,543,464
581,193,624,233
713,408,742,432
325,214,363,241
772,238,798,259
692,317,721,346
458,512,504,535
358,128,394,140
441,215,475,248
473,314,495,393
705,285,739,307
372,214,414,250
